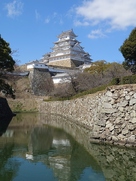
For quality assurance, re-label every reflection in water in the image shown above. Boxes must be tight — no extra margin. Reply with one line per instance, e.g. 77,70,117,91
0,113,105,181
0,97,15,136
0,144,20,181
0,113,135,181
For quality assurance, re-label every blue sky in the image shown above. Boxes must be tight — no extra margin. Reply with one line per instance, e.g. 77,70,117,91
0,0,136,65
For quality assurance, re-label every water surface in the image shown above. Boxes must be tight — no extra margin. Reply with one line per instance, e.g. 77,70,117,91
0,113,135,181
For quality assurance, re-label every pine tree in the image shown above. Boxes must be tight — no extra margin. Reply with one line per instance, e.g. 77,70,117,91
0,35,15,98
120,28,136,73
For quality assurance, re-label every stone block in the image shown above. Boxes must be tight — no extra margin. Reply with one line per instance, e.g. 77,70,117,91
106,122,112,128
112,136,118,142
118,134,125,140
102,108,117,113
127,135,135,143
96,119,106,127
125,95,131,100
114,128,122,134
103,102,112,109
128,124,135,131
129,91,134,96
93,125,100,132
110,98,115,104
122,128,129,135
105,91,112,97
109,125,114,132
112,93,118,99
115,117,122,124
122,122,126,129
117,101,128,107
129,118,136,124
130,110,136,118
118,107,124,112
129,98,136,106
133,93,136,98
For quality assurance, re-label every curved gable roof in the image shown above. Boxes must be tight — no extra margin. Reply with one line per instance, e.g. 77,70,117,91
58,29,77,38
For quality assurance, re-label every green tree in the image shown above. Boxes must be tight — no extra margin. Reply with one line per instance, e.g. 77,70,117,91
0,36,15,71
84,60,110,77
120,27,136,74
0,35,15,98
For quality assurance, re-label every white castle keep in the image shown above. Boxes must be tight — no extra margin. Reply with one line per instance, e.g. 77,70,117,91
27,29,92,84
40,29,92,68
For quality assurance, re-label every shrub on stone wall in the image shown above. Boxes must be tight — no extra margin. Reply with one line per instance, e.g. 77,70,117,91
121,74,136,84
110,75,136,85
110,77,121,85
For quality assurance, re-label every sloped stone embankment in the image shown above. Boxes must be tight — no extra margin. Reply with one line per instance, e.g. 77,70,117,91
39,85,136,147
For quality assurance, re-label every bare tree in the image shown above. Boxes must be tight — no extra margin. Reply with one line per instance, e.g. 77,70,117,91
50,83,76,98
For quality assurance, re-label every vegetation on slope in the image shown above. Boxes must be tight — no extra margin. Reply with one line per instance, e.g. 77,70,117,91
49,61,131,100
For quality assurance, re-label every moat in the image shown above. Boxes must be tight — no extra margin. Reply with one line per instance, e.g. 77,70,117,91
0,113,136,181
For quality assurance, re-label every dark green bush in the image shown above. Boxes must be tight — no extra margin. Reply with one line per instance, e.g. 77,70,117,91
110,75,136,85
121,75,136,84
110,77,120,85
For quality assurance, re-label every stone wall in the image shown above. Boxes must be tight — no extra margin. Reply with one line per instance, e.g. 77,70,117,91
48,59,84,68
39,85,136,147
48,59,73,67
29,68,54,96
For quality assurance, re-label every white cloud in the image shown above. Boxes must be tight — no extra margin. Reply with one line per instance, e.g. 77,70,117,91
5,0,23,17
53,12,57,18
59,18,63,25
88,29,106,39
45,17,50,24
75,0,136,29
74,20,89,26
44,12,64,25
35,10,41,21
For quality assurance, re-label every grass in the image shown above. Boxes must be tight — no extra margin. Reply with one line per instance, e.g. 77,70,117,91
72,84,108,99
11,101,38,113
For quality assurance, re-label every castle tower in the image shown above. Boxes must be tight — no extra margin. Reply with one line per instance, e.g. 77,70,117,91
41,29,91,68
